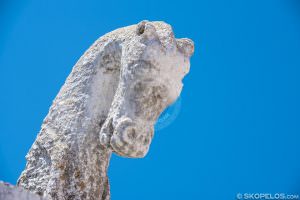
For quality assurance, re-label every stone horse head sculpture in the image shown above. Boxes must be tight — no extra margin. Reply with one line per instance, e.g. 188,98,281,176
18,20,194,200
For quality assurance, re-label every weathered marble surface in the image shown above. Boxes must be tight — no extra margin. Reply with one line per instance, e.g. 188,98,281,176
17,20,194,200
0,182,45,200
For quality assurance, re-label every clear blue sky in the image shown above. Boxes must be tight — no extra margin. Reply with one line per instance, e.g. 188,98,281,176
1,0,300,199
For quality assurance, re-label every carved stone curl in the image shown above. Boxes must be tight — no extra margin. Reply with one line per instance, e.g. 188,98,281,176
17,20,194,200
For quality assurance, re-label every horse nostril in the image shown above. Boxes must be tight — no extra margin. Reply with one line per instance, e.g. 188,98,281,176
144,137,149,145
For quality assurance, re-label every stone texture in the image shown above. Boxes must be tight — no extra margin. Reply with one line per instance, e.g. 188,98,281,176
0,181,45,200
17,20,194,200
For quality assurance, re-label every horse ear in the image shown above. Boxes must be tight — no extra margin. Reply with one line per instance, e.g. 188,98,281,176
136,20,158,40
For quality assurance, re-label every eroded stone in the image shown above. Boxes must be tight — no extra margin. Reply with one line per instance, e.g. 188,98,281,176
17,20,194,200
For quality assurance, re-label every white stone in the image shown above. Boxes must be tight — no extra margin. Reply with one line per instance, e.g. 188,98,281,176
17,20,194,200
0,182,45,200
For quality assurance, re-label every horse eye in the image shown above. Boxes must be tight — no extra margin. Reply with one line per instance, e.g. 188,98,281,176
136,21,147,35
137,24,145,35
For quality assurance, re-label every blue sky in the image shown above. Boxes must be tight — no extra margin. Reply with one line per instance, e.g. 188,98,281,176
1,0,300,199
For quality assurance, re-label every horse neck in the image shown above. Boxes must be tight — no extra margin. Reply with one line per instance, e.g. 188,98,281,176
18,39,122,200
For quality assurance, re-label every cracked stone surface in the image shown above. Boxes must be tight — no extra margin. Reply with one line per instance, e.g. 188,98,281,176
0,182,45,200
16,20,194,200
